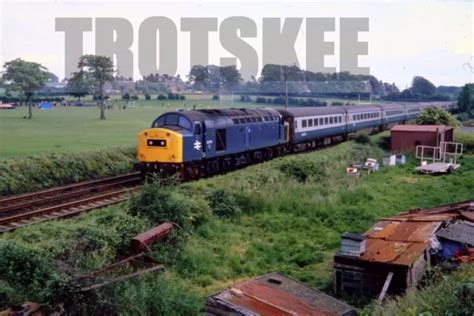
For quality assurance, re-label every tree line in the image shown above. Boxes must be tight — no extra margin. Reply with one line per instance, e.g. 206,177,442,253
1,55,473,120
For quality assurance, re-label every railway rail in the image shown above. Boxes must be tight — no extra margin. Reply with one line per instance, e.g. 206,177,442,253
0,173,142,233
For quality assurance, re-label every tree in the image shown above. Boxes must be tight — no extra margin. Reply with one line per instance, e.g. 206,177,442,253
66,71,91,101
75,55,114,120
457,83,474,114
416,106,458,126
2,58,49,119
411,76,437,96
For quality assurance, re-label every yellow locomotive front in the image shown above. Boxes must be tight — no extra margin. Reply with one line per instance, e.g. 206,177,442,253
137,127,184,164
135,111,203,175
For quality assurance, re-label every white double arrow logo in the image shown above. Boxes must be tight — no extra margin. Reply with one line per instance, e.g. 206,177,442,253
193,140,202,150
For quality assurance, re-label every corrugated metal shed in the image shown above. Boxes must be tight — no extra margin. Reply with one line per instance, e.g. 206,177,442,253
334,200,474,296
206,272,356,316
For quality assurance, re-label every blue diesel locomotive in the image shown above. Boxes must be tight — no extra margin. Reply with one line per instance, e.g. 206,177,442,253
135,102,455,177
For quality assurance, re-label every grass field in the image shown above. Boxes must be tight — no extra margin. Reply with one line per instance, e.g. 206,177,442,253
0,97,251,158
1,137,473,314
0,94,374,158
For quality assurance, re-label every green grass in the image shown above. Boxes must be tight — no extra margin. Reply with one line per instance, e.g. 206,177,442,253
1,137,473,314
0,97,254,158
0,94,370,158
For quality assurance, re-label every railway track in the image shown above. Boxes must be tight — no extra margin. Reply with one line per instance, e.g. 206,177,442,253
0,173,142,233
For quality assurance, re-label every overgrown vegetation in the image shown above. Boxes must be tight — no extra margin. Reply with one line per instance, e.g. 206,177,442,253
0,146,136,196
455,130,474,154
1,136,473,314
363,265,474,316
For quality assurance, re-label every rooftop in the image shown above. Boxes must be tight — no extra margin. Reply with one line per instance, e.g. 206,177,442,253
391,124,453,133
339,200,473,267
207,272,356,316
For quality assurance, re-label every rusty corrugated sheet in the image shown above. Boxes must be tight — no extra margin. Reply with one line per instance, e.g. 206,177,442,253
361,239,411,263
384,221,441,243
208,272,356,316
391,243,429,266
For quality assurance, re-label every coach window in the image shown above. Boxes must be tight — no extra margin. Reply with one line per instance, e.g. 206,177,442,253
325,117,329,124
314,118,318,126
320,118,324,125
330,117,333,124
308,119,313,127
302,120,307,128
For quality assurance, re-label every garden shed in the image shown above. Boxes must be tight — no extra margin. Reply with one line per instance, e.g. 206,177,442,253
390,124,453,152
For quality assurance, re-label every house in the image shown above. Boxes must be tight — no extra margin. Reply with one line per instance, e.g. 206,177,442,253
206,272,356,316
333,200,473,297
390,125,454,152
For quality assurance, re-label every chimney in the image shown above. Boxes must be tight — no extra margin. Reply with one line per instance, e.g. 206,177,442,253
340,233,366,257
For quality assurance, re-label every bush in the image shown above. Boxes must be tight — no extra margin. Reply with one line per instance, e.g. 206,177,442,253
0,241,57,307
377,135,391,151
212,95,219,100
207,189,241,218
256,96,267,103
144,93,151,100
179,94,186,100
122,93,130,101
279,159,321,182
157,94,166,100
129,182,211,228
131,95,139,100
332,101,344,106
354,132,371,144
167,92,176,100
0,146,136,196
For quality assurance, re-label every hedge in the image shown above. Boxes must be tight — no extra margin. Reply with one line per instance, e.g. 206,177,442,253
0,146,137,196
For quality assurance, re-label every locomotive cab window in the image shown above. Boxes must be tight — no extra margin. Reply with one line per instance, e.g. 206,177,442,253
302,120,307,128
152,114,191,130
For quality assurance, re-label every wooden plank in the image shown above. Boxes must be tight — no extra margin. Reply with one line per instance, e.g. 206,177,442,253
80,264,164,292
377,272,394,302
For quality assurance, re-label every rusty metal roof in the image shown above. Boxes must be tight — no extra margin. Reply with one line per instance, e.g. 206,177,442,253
208,272,356,316
391,125,453,133
353,200,474,267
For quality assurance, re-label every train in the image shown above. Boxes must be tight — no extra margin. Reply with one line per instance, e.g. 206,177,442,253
135,102,455,178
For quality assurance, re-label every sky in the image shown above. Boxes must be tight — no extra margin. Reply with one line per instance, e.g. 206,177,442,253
0,0,472,89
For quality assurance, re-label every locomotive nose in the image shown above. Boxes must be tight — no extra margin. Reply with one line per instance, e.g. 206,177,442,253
137,128,183,163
